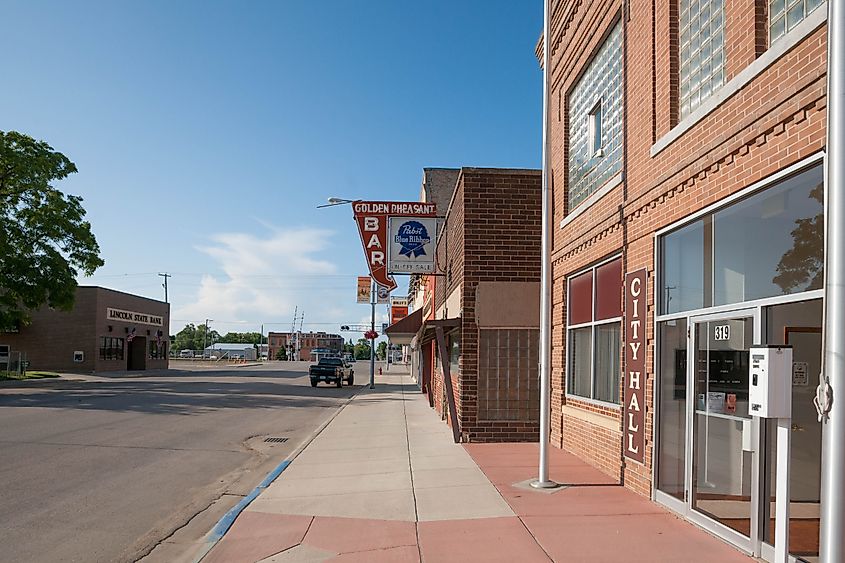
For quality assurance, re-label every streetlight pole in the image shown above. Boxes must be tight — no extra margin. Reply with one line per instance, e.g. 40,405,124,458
532,0,557,490
158,273,171,303
820,0,845,560
203,318,213,357
370,278,376,389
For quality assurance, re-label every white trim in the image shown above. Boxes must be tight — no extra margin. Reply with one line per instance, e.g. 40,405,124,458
651,5,828,157
654,151,826,238
564,393,623,411
656,290,824,323
568,316,623,330
560,172,624,229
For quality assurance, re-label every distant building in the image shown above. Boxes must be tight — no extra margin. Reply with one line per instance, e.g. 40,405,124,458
205,343,258,361
0,286,170,372
267,331,343,361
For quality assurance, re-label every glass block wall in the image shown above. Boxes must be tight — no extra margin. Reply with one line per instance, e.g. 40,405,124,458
567,20,623,210
770,0,824,43
679,0,725,118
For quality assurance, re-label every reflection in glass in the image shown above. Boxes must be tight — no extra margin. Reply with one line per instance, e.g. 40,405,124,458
714,165,823,305
657,319,687,500
661,220,705,315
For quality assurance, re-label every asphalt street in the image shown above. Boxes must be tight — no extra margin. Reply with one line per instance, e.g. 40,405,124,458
0,361,364,563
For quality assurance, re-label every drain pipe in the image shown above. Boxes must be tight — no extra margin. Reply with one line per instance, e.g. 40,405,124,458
532,0,557,490
820,1,845,561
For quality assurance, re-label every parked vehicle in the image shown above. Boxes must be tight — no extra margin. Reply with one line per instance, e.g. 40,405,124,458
179,350,193,358
309,357,354,387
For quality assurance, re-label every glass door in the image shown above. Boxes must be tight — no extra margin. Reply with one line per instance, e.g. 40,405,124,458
688,311,758,553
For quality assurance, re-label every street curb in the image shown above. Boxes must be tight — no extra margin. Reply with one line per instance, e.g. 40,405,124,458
193,386,363,562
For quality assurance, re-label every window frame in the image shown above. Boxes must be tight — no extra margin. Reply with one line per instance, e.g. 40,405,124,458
589,100,604,157
565,255,624,407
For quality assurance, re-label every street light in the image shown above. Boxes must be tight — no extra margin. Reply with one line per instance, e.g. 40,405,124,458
317,197,356,208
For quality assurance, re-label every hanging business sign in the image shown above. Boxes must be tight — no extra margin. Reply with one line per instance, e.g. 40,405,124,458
352,201,437,291
623,269,647,464
390,297,409,325
388,216,437,274
356,276,371,304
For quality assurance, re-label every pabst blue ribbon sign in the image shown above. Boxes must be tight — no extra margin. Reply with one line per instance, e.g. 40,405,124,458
353,201,437,290
388,217,436,273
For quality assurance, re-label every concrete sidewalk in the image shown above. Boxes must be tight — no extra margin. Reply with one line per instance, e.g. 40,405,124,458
201,373,754,562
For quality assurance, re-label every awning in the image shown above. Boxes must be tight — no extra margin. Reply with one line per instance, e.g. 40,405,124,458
418,317,461,345
384,308,424,345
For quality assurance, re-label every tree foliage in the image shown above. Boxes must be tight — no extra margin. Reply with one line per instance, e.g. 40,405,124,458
220,331,263,344
774,184,824,293
173,323,221,351
376,341,387,360
275,347,287,361
353,338,371,360
0,131,104,327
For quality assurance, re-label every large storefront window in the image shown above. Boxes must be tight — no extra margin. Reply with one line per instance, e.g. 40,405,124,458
567,257,622,403
149,339,166,360
656,318,687,501
99,337,124,360
660,164,824,315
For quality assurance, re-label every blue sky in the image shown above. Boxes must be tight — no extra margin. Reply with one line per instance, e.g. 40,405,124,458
2,1,542,337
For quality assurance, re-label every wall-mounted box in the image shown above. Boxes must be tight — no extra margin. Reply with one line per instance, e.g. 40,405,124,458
749,345,793,419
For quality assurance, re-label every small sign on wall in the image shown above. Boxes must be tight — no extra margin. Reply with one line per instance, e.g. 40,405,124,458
73,351,84,363
624,269,647,464
714,324,731,341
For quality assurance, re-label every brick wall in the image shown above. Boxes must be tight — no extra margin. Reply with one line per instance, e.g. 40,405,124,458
432,168,543,442
546,0,827,495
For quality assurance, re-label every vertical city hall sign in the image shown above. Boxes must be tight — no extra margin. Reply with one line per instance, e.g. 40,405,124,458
624,269,647,464
353,201,437,291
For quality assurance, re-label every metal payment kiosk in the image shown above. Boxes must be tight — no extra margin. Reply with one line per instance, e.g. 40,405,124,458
749,345,793,563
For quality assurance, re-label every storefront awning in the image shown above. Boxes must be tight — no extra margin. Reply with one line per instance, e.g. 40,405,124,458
384,309,423,345
418,317,461,345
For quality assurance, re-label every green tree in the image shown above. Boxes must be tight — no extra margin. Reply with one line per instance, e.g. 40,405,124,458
173,323,220,351
275,348,287,361
377,341,387,360
353,339,371,360
220,331,263,344
0,131,104,327
774,183,824,293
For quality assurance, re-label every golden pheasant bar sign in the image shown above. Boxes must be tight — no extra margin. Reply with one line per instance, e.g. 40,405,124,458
106,307,163,327
624,269,646,464
352,201,437,291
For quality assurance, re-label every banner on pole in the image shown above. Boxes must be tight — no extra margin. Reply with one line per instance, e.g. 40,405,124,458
356,276,371,304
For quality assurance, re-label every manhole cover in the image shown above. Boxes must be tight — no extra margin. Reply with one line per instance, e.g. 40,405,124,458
264,437,289,443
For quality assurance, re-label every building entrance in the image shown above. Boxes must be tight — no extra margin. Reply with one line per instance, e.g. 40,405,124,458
127,337,146,371
656,300,822,561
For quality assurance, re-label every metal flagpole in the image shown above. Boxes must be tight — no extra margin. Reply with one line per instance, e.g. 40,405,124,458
820,1,845,560
532,0,557,489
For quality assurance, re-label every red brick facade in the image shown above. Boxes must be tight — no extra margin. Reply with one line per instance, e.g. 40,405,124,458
428,168,543,442
546,0,828,498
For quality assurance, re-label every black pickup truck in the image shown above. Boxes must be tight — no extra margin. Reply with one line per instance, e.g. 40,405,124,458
309,357,354,387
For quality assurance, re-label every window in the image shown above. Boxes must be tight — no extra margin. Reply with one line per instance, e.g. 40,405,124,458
679,0,725,118
567,257,623,403
149,339,166,359
769,0,824,43
99,337,124,360
589,101,603,156
659,164,824,315
478,329,540,421
568,20,623,209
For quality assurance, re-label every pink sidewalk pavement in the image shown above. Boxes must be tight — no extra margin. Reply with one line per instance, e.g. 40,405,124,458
200,374,755,563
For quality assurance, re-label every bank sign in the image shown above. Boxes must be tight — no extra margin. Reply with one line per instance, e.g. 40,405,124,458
624,269,647,464
106,307,163,327
353,201,438,291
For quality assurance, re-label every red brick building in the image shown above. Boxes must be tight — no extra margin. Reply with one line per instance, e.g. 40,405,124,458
267,331,343,361
411,168,543,442
544,1,827,559
0,286,170,372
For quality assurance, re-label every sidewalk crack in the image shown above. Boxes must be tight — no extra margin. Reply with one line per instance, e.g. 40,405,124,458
401,377,424,562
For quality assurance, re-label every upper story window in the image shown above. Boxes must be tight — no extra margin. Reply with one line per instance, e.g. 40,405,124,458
568,20,623,210
679,0,725,118
769,0,824,43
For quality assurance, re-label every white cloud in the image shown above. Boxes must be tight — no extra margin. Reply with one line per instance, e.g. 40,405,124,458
172,225,340,333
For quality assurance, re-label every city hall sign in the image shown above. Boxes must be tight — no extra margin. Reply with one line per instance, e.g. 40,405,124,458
106,308,164,327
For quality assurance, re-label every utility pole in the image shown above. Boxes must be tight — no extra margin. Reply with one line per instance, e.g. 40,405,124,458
203,318,213,357
158,273,171,303
370,279,376,389
290,306,298,361
820,0,845,560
